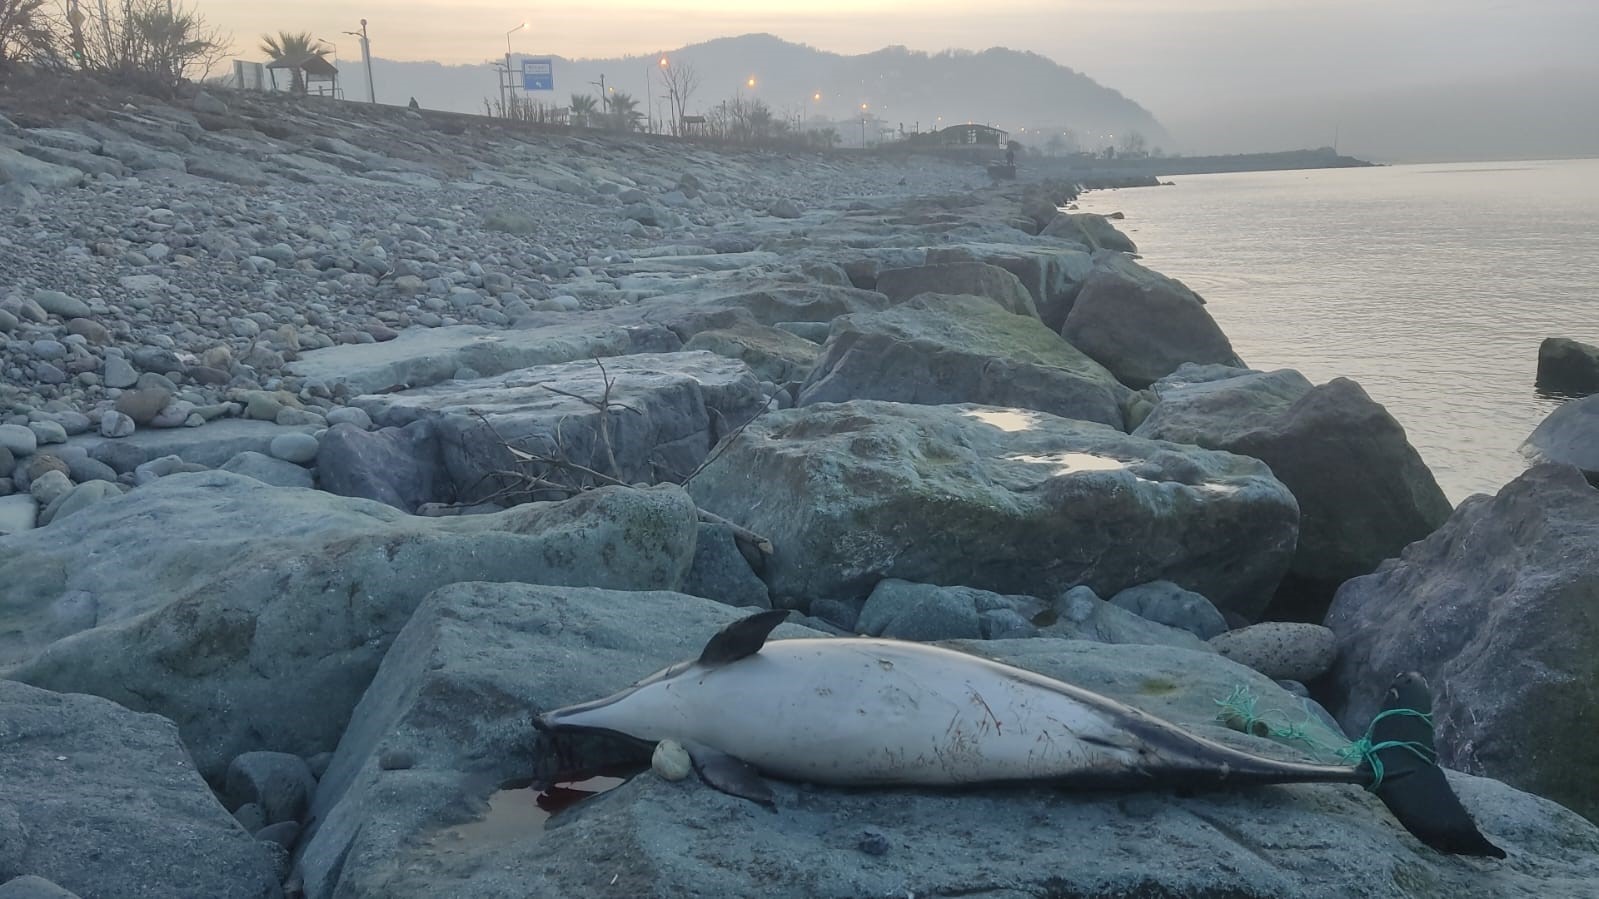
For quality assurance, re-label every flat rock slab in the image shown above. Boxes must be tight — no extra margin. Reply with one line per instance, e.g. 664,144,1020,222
286,322,651,395
0,472,699,778
353,352,766,504
798,293,1132,428
293,584,1599,899
0,680,282,899
687,400,1299,618
66,418,317,470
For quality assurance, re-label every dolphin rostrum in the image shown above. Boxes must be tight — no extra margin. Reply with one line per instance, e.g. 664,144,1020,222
533,610,1504,857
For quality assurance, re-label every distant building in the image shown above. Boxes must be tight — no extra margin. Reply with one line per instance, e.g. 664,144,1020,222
934,124,1010,148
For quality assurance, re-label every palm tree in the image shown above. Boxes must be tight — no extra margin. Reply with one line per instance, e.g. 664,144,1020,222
570,92,598,127
606,91,644,132
259,30,326,94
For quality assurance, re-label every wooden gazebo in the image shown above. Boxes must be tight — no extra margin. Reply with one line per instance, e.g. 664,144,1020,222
265,53,340,98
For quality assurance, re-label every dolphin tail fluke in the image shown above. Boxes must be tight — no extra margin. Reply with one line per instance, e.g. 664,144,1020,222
1363,672,1506,858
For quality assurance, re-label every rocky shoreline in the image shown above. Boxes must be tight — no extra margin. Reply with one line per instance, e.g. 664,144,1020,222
3,77,1599,898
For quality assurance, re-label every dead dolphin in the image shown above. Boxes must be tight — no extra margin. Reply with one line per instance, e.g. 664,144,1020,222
533,610,1504,857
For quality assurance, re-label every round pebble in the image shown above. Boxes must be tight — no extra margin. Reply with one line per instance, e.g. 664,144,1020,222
651,739,692,782
269,432,320,464
0,423,39,456
1209,622,1338,682
99,410,136,438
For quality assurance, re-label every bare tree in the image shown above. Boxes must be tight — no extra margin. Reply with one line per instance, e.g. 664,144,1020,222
1118,130,1148,157
656,59,699,137
0,0,56,66
69,0,226,90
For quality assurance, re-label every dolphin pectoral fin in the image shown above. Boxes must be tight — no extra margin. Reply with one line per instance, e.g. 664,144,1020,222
698,609,791,667
682,741,776,807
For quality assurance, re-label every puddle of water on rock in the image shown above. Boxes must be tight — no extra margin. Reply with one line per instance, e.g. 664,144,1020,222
429,777,628,849
963,409,1037,432
1008,452,1128,475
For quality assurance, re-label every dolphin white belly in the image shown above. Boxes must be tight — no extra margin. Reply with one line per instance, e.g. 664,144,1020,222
552,638,1137,785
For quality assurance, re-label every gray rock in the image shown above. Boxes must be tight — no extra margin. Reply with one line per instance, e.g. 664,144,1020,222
856,579,1015,641
681,521,771,609
809,598,861,632
0,146,83,189
225,752,316,826
221,451,316,489
354,352,766,505
979,244,1096,332
1042,585,1214,651
102,355,139,388
655,283,892,332
286,322,639,396
0,494,36,535
768,198,802,219
296,590,1599,898
1136,367,1314,439
0,424,37,456
689,401,1298,618
874,262,1039,318
1523,393,1599,481
0,446,11,478
1536,336,1599,395
980,607,1039,639
683,320,821,384
324,406,373,430
1063,255,1239,388
1108,580,1229,639
2,472,700,778
27,419,67,446
316,421,444,512
268,432,319,464
1141,375,1452,619
1209,622,1338,682
233,803,267,834
0,680,281,899
255,821,301,851
72,419,313,471
32,289,90,319
294,584,820,899
0,875,82,899
798,293,1132,428
98,410,136,438
1328,464,1599,823
774,321,832,343
38,479,123,527
1042,211,1138,253
27,469,72,507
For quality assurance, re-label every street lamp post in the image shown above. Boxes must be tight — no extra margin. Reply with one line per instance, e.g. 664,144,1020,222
342,19,374,104
860,103,868,148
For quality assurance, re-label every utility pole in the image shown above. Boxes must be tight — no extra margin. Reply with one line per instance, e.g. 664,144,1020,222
589,74,608,118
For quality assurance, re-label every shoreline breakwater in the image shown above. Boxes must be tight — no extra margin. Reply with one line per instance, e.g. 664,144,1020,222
3,74,1599,898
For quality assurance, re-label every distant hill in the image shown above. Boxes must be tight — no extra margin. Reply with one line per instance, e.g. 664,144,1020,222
350,33,1170,148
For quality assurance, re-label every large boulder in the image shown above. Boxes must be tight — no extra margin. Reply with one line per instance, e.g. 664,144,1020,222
0,472,700,778
874,262,1040,318
0,147,84,190
1522,394,1599,483
1536,337,1599,395
1327,464,1599,823
1138,374,1451,620
797,293,1133,429
1042,211,1138,253
298,585,1598,898
1063,255,1239,389
687,401,1299,618
652,283,891,332
353,352,766,505
980,245,1095,331
315,420,448,511
0,680,282,899
683,320,821,384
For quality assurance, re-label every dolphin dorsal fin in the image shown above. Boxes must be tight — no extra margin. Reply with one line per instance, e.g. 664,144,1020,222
698,610,790,667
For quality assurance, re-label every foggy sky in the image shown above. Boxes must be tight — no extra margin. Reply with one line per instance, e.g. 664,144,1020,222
211,0,1599,152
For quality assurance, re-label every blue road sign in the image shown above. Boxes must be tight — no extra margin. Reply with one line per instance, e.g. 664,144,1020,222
522,58,554,91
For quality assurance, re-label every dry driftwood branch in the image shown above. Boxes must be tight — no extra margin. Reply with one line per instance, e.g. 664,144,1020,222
452,361,776,556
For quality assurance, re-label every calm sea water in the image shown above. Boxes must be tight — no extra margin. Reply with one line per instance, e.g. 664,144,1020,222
1076,158,1599,504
